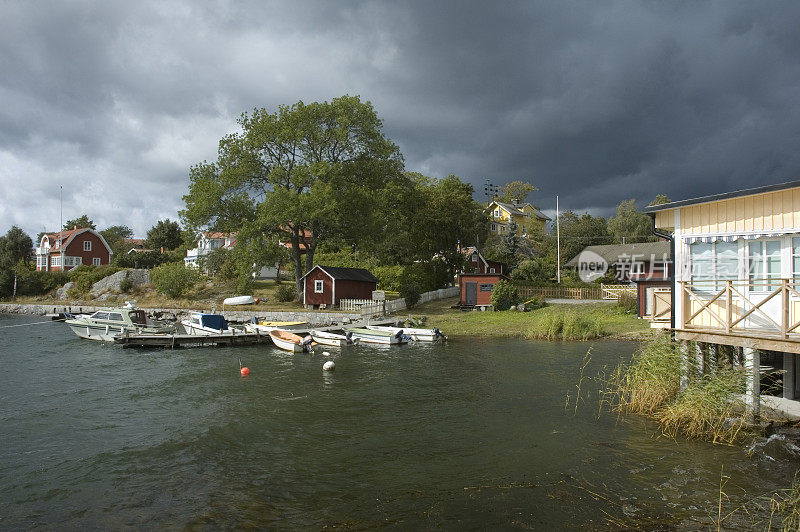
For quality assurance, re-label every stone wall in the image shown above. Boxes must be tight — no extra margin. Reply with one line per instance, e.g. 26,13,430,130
0,303,360,325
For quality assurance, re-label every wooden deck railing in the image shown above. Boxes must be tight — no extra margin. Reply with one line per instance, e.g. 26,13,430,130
516,284,636,301
681,279,800,339
651,289,671,322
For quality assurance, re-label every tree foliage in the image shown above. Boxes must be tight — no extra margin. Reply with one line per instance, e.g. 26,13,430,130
557,211,613,264
648,194,671,207
182,95,404,298
146,219,183,251
0,226,34,299
496,180,538,204
150,262,199,298
63,215,95,231
607,199,655,244
101,225,134,256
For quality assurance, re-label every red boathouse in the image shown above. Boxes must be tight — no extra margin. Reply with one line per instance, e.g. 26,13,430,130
301,265,379,309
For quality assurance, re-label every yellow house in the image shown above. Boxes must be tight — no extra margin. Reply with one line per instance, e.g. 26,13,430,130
645,179,800,408
487,200,550,237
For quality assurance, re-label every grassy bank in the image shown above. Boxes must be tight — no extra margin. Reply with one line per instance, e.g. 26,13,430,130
415,298,650,340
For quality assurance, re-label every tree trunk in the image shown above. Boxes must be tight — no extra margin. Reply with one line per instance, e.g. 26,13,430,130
290,229,304,301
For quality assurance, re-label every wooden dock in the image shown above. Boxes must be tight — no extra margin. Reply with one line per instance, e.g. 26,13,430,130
113,331,272,348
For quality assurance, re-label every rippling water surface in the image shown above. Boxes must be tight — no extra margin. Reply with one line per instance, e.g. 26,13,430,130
1,313,798,529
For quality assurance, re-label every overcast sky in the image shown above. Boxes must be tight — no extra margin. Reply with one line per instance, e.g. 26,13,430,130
3,0,800,238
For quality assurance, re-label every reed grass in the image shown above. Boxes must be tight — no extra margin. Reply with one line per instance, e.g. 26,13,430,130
605,332,748,443
769,473,800,531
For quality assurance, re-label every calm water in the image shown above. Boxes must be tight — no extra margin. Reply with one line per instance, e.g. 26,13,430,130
1,314,798,530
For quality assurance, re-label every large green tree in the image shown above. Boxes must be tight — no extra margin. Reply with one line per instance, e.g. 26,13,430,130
406,173,489,280
557,211,613,264
496,180,538,204
146,219,183,251
63,215,95,231
100,225,134,256
0,226,34,298
607,199,655,244
182,95,404,296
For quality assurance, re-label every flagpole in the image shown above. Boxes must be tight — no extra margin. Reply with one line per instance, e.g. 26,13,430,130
556,195,561,284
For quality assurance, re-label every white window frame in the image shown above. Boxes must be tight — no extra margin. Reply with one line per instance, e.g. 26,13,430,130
314,279,324,293
93,257,101,266
84,240,92,251
689,241,741,290
748,239,782,292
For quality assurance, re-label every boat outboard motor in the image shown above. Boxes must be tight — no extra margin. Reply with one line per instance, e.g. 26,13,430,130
301,335,314,352
345,331,354,344
249,316,258,324
433,327,447,341
394,329,404,339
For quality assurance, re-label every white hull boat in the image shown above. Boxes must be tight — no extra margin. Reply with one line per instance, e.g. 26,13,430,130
366,325,446,342
223,295,257,306
64,305,175,341
310,329,356,347
269,329,315,353
245,321,308,334
181,312,235,336
344,327,406,345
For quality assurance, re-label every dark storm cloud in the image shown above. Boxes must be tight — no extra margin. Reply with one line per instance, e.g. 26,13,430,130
2,0,800,237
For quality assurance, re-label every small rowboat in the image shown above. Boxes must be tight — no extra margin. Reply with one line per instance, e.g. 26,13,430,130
223,295,257,306
344,327,406,345
244,320,308,334
310,329,356,347
269,329,315,353
366,325,446,342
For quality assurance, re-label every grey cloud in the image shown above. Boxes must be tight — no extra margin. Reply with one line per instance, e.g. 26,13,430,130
2,0,800,236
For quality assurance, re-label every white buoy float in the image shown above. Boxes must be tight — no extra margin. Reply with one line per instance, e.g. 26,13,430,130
322,351,331,357
323,360,335,372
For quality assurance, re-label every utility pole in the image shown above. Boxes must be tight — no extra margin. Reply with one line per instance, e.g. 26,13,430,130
556,195,561,284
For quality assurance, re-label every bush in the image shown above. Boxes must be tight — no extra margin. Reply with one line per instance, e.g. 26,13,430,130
118,273,133,293
115,250,171,269
150,262,199,298
523,297,546,311
275,283,297,302
400,281,422,308
510,257,557,285
617,292,638,313
68,265,121,296
490,280,520,311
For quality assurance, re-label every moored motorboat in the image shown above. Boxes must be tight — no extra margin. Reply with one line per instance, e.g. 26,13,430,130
269,329,315,353
344,327,406,345
181,312,232,336
309,329,356,347
366,325,446,342
64,304,175,341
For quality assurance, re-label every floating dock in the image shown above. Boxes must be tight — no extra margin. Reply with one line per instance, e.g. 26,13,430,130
113,331,271,348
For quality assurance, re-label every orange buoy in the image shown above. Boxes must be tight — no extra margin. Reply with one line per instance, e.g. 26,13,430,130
240,367,250,376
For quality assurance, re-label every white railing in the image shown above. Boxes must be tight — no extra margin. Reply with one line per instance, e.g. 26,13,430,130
341,286,460,318
601,284,637,300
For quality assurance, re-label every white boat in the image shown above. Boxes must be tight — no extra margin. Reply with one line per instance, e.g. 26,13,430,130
366,325,446,342
244,320,308,334
344,327,406,345
181,312,232,336
223,295,257,306
310,329,356,347
269,329,315,353
64,304,175,341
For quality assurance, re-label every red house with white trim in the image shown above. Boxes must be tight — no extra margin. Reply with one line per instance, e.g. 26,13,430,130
35,228,113,271
301,265,379,309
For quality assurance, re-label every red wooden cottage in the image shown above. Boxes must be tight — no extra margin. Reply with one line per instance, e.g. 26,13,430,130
301,265,379,309
35,228,113,271
458,272,510,309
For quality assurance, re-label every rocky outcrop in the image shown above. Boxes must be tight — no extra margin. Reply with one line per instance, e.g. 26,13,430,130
90,269,151,297
56,282,74,300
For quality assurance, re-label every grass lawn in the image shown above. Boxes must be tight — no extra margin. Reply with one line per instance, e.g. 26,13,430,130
412,297,652,340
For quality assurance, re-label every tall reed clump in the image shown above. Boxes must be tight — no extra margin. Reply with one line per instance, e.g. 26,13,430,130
605,332,748,443
538,312,604,341
769,473,800,531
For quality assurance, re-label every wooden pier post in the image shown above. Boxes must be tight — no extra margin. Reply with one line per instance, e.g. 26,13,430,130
743,347,760,420
784,352,797,400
